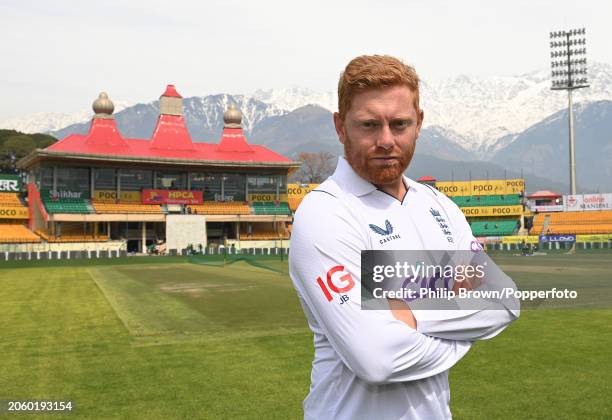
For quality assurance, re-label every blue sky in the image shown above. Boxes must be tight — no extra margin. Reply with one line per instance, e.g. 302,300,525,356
1,0,609,119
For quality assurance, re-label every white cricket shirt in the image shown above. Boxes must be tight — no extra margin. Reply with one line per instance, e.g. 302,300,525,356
289,157,519,420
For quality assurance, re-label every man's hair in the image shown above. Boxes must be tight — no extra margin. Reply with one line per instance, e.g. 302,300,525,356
337,55,420,120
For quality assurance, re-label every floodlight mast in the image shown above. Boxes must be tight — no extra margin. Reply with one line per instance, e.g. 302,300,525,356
549,28,589,195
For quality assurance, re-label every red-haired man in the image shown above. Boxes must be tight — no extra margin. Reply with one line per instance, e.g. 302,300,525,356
289,55,519,419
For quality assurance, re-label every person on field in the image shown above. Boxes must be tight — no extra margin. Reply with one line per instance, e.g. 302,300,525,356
289,55,519,420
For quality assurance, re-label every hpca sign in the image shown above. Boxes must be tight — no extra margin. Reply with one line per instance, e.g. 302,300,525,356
142,189,203,205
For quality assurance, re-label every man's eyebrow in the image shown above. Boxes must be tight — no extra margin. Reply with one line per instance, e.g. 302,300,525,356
350,115,414,122
349,116,378,124
350,113,378,120
351,112,413,117
356,118,380,122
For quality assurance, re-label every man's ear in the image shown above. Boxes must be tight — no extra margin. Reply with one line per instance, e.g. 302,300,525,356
415,109,424,139
333,112,346,144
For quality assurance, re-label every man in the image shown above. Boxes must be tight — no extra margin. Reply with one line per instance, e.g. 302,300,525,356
289,55,519,419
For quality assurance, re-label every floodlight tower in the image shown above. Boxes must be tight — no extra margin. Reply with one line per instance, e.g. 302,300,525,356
549,28,589,194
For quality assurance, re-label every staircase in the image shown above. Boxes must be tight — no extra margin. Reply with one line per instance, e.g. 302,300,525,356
541,214,551,234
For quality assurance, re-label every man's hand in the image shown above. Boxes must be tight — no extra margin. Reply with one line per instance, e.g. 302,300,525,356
451,266,483,294
387,299,417,329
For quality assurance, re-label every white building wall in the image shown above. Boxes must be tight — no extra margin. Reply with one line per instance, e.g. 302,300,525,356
166,215,207,251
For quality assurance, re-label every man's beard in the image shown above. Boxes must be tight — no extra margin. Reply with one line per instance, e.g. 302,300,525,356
344,135,415,186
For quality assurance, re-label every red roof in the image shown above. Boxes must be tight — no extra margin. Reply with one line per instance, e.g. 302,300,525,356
47,116,291,163
83,117,129,150
418,175,436,182
162,84,182,98
527,190,561,199
150,115,194,151
216,127,254,153
44,84,294,165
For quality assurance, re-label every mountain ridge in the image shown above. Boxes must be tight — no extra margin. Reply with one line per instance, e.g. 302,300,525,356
41,98,612,193
3,62,612,156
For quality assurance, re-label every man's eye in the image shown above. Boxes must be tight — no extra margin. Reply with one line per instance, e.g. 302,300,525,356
392,120,411,129
361,121,379,129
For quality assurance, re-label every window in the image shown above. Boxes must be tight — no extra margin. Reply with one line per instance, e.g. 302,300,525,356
94,168,116,190
222,173,246,201
191,173,222,201
247,175,278,194
119,169,152,191
57,167,90,195
155,171,186,190
40,166,53,190
278,175,287,195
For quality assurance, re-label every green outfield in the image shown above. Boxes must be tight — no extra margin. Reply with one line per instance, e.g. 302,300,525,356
0,252,611,419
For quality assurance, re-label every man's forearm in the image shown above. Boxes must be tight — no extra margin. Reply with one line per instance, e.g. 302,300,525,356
388,298,417,329
388,294,519,342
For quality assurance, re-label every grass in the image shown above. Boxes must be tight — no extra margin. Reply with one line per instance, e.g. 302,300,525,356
0,251,611,419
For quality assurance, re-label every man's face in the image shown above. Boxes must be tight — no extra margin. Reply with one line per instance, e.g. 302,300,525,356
334,85,424,187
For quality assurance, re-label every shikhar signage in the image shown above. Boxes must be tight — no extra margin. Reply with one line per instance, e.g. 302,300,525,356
0,174,21,192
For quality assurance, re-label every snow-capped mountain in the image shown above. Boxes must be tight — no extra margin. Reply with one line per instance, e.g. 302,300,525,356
50,94,287,141
251,87,336,115
492,100,612,192
3,61,612,157
8,89,612,191
184,94,287,134
0,101,131,134
423,62,612,155
248,62,612,156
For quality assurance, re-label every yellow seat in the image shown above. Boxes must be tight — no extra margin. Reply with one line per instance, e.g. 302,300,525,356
0,192,24,207
188,202,251,215
35,224,109,242
92,201,162,214
0,224,41,243
239,228,290,240
532,211,612,235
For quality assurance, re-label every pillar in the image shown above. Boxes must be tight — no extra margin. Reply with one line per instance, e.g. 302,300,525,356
141,222,147,253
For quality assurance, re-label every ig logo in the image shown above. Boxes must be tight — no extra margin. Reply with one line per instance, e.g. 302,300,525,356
316,265,355,304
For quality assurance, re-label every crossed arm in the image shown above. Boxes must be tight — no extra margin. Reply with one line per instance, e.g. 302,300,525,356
289,200,519,384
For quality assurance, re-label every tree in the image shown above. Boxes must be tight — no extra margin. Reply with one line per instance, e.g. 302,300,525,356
30,133,57,148
0,135,35,171
295,151,335,183
0,130,56,172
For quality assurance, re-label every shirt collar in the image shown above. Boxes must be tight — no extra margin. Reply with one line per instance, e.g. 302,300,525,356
331,156,377,197
331,156,417,197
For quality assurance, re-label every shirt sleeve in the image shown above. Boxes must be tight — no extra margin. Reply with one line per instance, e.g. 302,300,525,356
412,193,520,341
289,192,471,385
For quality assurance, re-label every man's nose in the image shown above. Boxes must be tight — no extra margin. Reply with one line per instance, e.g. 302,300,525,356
376,124,394,150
